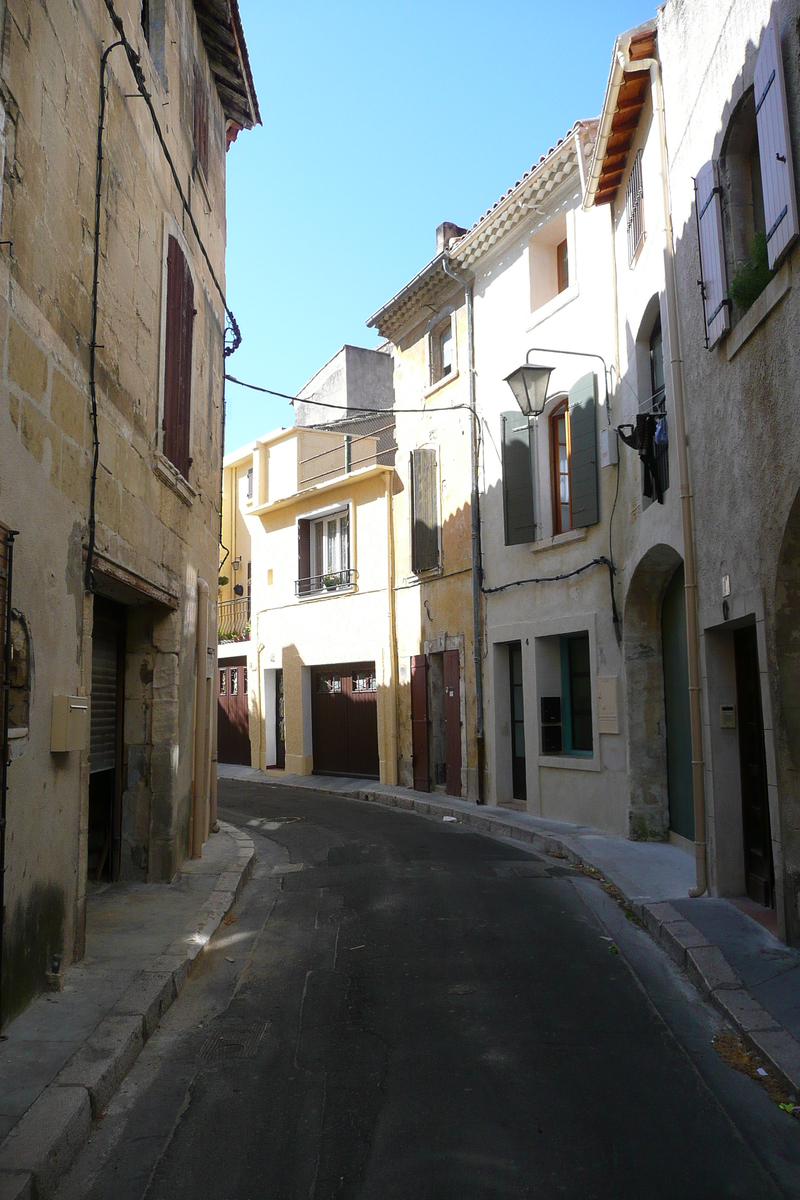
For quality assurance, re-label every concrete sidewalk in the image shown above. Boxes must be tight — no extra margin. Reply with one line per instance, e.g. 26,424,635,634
220,764,800,1102
0,820,255,1200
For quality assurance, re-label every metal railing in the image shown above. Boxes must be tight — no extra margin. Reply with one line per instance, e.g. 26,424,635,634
218,596,250,641
295,568,357,597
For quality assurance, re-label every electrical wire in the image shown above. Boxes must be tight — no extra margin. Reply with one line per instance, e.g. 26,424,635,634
85,0,243,590
224,373,478,420
481,556,614,595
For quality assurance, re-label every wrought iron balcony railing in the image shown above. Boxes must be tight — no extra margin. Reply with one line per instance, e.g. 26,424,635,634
218,596,250,642
295,568,357,597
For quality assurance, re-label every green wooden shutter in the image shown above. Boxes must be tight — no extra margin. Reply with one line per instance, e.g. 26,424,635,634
568,373,598,528
411,448,439,572
501,412,535,545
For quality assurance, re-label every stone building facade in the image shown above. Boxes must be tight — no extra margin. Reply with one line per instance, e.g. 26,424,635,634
0,0,259,1023
658,0,800,942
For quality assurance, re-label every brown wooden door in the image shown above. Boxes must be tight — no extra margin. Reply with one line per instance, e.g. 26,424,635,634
443,648,462,797
734,627,774,907
311,662,379,779
410,654,429,792
89,598,126,881
218,656,251,765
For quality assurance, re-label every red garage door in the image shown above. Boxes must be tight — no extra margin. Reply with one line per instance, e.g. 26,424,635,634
311,661,379,779
218,656,251,765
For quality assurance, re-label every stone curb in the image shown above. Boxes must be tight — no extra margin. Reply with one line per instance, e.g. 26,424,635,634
231,772,800,1101
0,822,255,1200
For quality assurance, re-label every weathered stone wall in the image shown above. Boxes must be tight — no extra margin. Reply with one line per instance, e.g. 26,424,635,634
0,0,230,1020
660,0,800,940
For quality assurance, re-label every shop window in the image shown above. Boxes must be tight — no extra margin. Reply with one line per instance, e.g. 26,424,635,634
537,631,593,757
353,670,376,693
219,669,226,696
317,673,341,694
246,466,253,499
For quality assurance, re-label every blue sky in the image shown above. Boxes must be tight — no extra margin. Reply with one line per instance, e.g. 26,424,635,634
224,0,655,452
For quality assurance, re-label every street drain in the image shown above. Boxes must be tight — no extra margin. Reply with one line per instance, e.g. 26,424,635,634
199,1021,270,1062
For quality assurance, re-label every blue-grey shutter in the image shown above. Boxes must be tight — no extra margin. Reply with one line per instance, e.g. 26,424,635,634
755,17,799,269
568,373,598,528
501,412,535,545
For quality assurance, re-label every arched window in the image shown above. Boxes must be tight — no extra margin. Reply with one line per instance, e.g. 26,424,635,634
550,400,572,535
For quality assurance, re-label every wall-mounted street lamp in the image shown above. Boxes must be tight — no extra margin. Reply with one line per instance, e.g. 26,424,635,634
505,346,610,415
503,363,553,418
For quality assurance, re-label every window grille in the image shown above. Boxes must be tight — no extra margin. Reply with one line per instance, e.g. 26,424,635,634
625,150,644,265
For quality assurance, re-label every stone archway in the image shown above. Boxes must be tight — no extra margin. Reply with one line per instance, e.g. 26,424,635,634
623,543,683,840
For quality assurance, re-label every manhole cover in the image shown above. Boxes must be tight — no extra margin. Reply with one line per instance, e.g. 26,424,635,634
199,1021,270,1062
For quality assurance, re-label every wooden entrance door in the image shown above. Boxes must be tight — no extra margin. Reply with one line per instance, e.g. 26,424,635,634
410,655,429,792
443,649,462,797
311,662,379,779
734,626,774,907
218,656,251,765
662,564,694,840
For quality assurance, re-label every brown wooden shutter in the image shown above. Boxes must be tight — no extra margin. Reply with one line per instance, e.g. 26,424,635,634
755,17,799,269
297,519,310,595
411,449,439,573
410,654,429,792
163,236,194,479
695,161,730,347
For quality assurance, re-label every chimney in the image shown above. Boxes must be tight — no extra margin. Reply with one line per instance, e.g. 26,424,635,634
436,221,468,253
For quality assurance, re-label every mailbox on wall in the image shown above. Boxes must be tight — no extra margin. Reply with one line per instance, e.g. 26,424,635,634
51,695,89,753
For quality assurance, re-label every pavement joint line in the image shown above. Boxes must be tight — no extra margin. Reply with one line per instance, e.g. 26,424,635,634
222,768,800,1103
0,823,256,1199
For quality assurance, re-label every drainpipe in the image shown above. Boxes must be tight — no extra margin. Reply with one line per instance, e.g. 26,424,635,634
619,40,707,895
192,578,209,860
385,468,399,785
441,257,485,802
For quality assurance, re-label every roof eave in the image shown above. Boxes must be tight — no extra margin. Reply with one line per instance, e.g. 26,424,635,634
584,19,657,210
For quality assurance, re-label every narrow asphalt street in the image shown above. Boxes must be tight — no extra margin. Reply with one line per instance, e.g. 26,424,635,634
55,779,800,1200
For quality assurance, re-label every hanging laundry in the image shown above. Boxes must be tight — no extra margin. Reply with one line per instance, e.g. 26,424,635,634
617,414,663,504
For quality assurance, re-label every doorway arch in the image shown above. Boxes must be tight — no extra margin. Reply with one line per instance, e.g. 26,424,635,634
623,544,690,840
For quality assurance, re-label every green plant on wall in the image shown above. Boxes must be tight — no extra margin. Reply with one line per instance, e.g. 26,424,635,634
730,232,774,314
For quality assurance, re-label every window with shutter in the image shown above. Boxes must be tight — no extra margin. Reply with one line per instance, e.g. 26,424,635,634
695,160,730,347
501,411,535,546
162,236,194,479
567,373,598,529
411,448,439,573
755,16,799,269
297,518,311,595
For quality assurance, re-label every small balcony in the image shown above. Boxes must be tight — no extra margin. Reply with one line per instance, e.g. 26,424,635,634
218,596,250,643
295,568,357,598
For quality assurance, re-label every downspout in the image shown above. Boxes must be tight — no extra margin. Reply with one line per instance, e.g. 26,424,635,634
192,578,209,860
442,257,485,802
620,40,707,895
385,469,399,785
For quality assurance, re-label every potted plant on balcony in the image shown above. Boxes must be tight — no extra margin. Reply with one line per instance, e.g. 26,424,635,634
322,572,340,591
